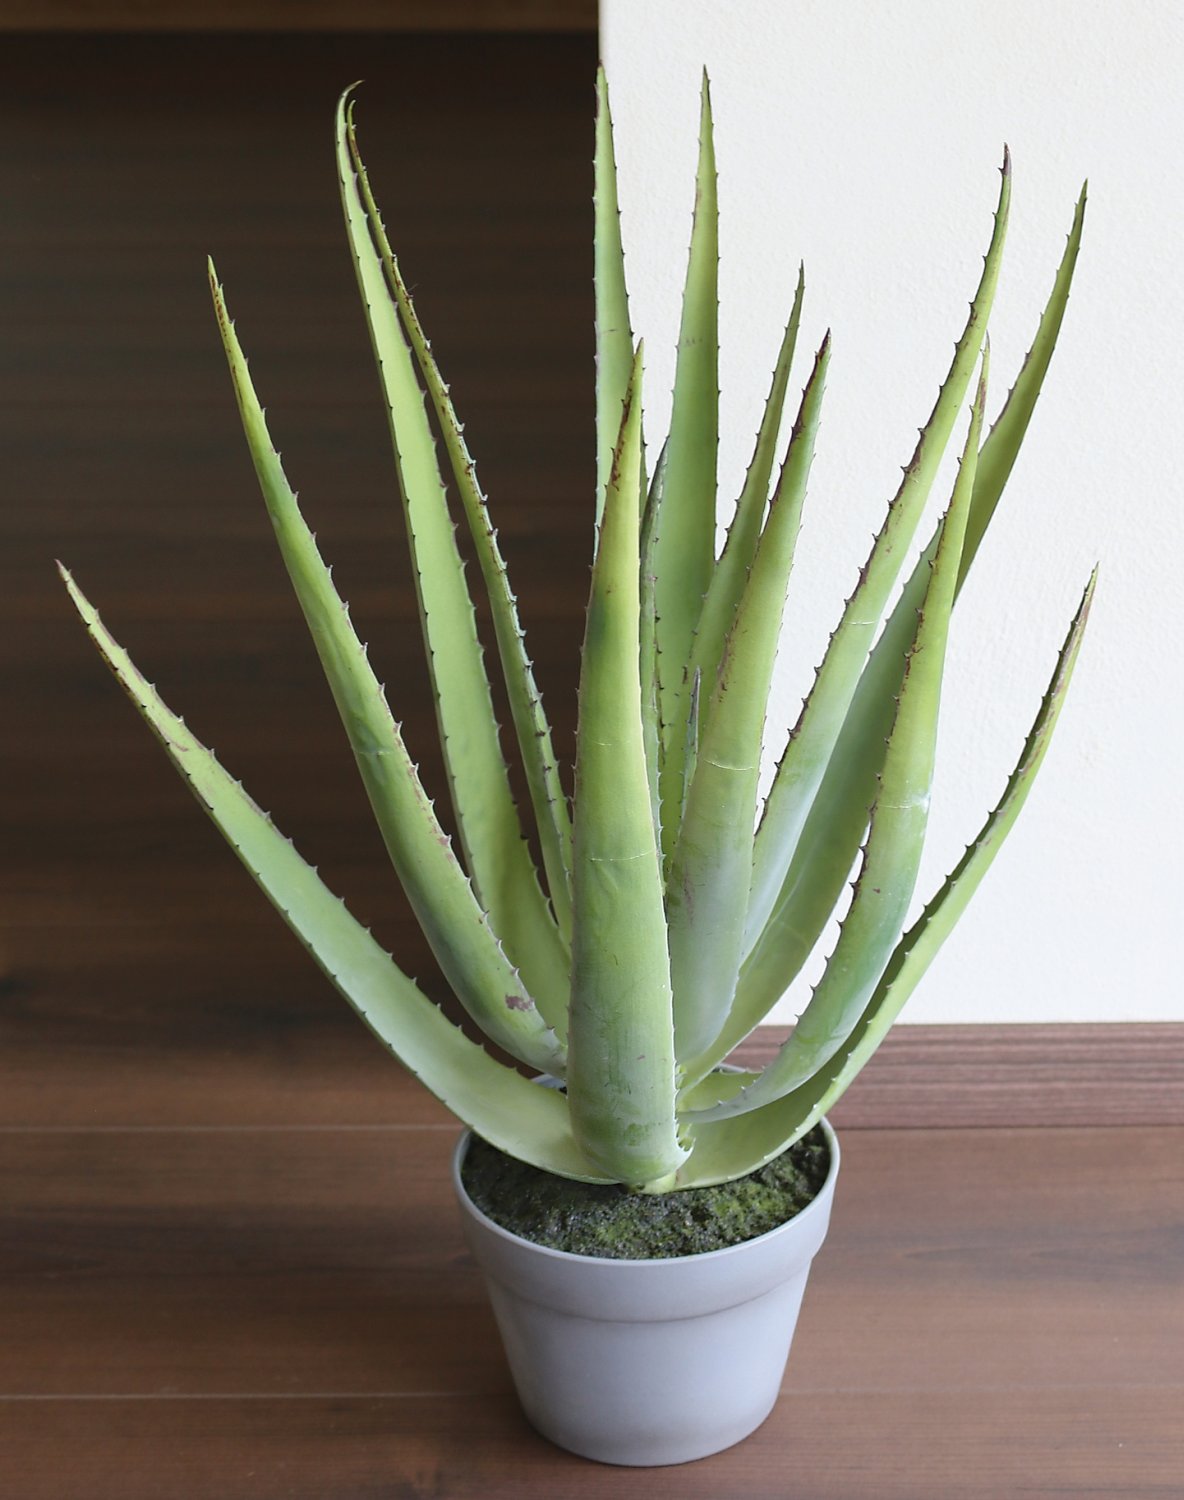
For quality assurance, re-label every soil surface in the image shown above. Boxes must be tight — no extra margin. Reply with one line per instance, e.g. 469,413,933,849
460,1127,831,1259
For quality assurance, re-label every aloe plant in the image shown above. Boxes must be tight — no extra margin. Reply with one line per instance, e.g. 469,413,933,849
62,76,1094,1193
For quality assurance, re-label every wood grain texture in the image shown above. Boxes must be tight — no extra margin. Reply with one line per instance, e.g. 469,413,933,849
0,0,597,31
1,1125,1180,1495
2,1390,1181,1500
734,1022,1184,1128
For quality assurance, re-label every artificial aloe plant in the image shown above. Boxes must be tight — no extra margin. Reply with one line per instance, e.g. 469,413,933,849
63,75,1093,1194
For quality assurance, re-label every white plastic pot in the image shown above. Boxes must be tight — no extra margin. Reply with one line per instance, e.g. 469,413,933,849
452,1119,840,1467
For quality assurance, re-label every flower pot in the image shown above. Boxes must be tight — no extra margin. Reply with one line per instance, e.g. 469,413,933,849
452,1119,840,1467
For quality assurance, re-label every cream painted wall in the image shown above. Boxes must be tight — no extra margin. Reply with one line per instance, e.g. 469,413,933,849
601,0,1183,1023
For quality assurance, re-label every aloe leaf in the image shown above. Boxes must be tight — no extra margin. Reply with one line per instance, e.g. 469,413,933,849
745,154,1011,956
61,568,610,1178
567,348,686,1188
595,65,635,533
667,336,830,1067
639,438,668,845
690,267,806,710
738,179,1082,1029
677,570,1095,1184
654,72,719,862
207,272,565,1075
342,99,574,945
679,667,702,835
334,100,570,1018
678,1069,760,1112
963,181,1086,582
694,356,987,1121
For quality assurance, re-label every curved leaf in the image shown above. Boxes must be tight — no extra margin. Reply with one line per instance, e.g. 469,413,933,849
207,272,565,1076
696,354,987,1119
341,97,575,946
61,569,610,1179
677,569,1094,1183
667,335,829,1066
690,266,806,710
738,176,1083,1035
334,97,570,1021
745,154,1011,957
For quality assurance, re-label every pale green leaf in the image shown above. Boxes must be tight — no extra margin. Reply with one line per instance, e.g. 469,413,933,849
207,270,565,1076
61,569,610,1179
342,97,574,945
334,97,570,1022
744,154,1012,966
654,72,720,863
677,568,1094,1183
696,355,987,1119
667,335,829,1067
567,347,686,1189
595,65,635,533
690,266,806,709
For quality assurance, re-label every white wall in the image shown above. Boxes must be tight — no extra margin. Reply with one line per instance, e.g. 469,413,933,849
601,0,1183,1023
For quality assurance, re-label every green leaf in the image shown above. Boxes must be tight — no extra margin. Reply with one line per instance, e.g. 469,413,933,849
667,335,830,1067
738,172,1081,1036
567,347,686,1189
695,354,987,1121
654,72,720,863
207,270,565,1077
744,153,1012,969
962,181,1087,583
342,96,574,946
334,96,570,1023
677,569,1095,1184
678,1068,759,1111
690,266,806,711
61,568,611,1180
595,66,635,534
639,438,668,848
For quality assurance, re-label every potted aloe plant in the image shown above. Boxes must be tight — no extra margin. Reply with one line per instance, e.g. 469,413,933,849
62,73,1092,1467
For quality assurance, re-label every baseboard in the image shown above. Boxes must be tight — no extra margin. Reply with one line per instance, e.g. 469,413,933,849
731,1023,1184,1129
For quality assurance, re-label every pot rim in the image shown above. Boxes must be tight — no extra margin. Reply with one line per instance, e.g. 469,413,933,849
451,1115,840,1269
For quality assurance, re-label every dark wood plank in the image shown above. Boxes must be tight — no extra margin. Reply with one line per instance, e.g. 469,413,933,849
0,29,593,1080
2,1388,1180,1499
1,1125,1179,1494
7,880,1183,1126
1,1126,1179,1397
735,1023,1184,1128
0,0,598,29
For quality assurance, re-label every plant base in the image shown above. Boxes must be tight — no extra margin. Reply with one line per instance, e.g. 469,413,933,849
453,1120,840,1466
460,1125,830,1258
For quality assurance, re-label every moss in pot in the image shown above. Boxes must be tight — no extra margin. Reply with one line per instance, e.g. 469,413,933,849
62,71,1092,1464
461,1121,832,1259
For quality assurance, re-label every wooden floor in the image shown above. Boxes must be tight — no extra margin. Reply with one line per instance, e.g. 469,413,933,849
1,32,1180,1499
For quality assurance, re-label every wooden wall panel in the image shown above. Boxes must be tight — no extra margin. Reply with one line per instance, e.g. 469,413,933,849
0,1,597,31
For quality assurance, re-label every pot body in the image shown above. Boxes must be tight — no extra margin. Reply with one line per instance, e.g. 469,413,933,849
452,1119,839,1467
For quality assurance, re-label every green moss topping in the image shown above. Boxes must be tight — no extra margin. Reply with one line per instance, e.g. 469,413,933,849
461,1127,830,1259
